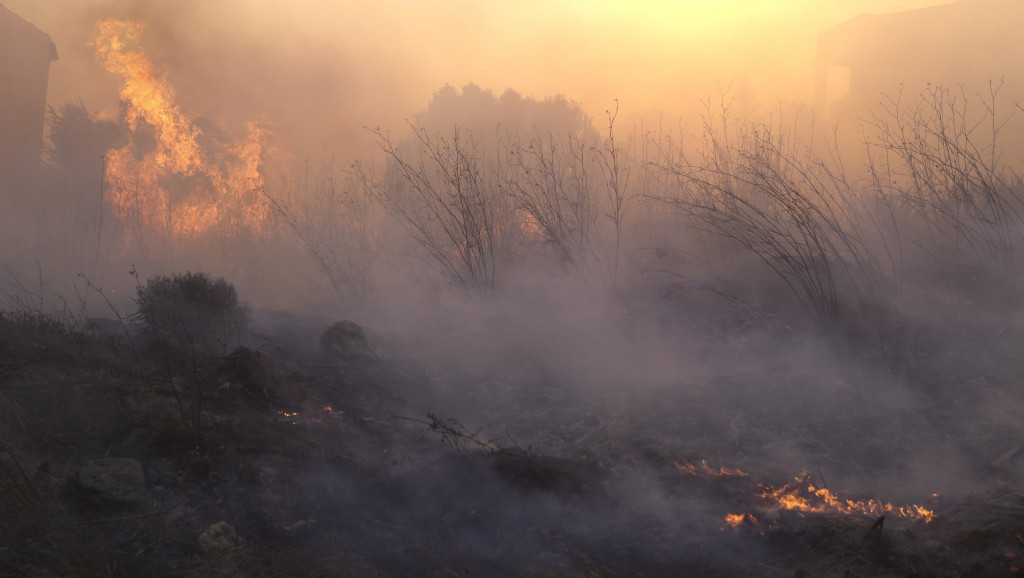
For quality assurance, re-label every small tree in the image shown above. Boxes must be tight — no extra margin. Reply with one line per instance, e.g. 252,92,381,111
372,125,511,294
652,104,890,324
370,84,600,293
866,82,1024,278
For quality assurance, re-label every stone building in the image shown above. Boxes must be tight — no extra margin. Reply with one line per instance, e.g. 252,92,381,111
0,3,57,203
815,0,1024,116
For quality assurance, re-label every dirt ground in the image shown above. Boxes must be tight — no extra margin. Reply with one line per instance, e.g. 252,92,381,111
2,281,1024,577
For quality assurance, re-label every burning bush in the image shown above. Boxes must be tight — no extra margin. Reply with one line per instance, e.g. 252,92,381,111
133,271,251,362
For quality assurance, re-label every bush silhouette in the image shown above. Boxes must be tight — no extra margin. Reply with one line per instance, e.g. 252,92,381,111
133,272,251,363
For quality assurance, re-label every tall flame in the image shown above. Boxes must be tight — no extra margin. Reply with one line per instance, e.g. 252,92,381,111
95,20,202,175
94,20,272,248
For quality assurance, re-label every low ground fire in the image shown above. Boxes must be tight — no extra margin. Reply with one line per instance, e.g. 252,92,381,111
677,460,935,528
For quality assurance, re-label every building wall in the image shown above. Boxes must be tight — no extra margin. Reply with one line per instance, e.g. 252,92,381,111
0,4,57,205
815,0,1024,115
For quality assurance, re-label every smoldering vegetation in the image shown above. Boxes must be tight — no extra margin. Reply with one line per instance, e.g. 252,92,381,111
5,16,1024,575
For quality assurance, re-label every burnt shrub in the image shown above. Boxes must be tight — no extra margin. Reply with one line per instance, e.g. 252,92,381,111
133,272,251,366
320,320,373,358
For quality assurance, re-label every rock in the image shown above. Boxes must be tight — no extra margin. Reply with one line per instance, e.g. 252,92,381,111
320,320,374,358
146,397,193,449
64,457,147,509
163,505,193,541
198,521,243,552
219,346,277,398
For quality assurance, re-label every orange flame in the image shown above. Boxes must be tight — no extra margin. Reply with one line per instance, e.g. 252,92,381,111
94,20,273,247
724,513,748,528
515,209,544,240
674,461,935,526
95,20,201,174
675,460,748,478
755,473,935,523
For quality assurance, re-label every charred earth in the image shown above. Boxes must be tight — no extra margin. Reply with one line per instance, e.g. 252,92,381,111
2,282,1024,578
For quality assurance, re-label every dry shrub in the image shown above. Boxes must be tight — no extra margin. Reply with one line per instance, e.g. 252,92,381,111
653,112,893,324
133,271,251,361
319,320,373,358
132,272,251,447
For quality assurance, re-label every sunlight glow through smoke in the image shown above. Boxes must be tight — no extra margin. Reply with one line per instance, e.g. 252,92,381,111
3,0,959,158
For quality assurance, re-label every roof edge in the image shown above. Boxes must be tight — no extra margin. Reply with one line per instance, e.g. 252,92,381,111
0,3,58,61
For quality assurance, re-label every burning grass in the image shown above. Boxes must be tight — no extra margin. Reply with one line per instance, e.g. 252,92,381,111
676,460,934,529
752,473,935,524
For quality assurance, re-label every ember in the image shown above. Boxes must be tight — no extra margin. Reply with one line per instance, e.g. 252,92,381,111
276,406,341,425
674,459,748,477
724,513,755,528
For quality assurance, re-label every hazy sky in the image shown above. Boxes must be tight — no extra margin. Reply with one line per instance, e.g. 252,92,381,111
3,0,954,155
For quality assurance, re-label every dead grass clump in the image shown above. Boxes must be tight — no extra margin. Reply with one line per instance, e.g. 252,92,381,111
0,310,84,369
188,543,361,578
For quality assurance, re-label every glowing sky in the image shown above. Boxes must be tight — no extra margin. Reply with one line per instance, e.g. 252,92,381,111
3,0,955,155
